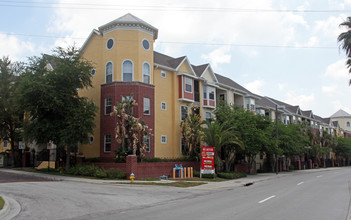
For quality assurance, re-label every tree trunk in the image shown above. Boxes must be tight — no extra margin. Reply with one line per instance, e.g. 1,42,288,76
10,136,15,168
65,146,70,172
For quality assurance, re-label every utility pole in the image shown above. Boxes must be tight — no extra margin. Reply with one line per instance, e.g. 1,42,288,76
276,104,279,175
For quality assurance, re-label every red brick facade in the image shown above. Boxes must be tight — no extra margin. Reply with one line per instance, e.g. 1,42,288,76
100,82,155,161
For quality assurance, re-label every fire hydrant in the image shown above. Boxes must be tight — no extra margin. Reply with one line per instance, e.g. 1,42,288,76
130,173,135,183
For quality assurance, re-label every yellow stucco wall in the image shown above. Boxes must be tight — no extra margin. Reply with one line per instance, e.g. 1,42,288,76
0,141,11,153
78,27,155,159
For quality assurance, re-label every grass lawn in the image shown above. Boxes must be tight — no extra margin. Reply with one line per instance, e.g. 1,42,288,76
0,196,4,210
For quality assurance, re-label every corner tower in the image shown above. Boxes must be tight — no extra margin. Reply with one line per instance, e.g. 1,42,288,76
79,14,158,160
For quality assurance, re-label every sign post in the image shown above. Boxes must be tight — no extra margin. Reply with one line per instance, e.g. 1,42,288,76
200,146,215,178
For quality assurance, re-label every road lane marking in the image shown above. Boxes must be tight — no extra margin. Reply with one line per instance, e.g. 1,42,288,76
316,175,322,178
297,182,304,186
258,195,276,204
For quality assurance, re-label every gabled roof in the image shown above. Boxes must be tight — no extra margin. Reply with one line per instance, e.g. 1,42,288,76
255,95,277,110
330,109,351,118
192,64,208,77
215,74,252,96
302,110,313,118
43,54,57,69
154,51,182,70
98,13,158,39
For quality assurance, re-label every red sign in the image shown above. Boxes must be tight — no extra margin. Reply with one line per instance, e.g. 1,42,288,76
201,146,215,173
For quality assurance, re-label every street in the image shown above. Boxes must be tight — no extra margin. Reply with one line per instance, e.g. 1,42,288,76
0,168,350,220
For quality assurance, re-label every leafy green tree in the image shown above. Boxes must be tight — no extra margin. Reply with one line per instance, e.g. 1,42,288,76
335,137,351,163
0,57,24,166
338,16,351,84
111,95,151,158
214,104,270,173
201,120,242,172
17,47,97,171
180,106,202,160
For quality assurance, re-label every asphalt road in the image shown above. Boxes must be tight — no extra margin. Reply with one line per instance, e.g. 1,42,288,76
0,170,53,183
0,168,350,220
102,169,351,220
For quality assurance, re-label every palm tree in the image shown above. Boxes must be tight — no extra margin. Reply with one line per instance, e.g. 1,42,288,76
201,121,243,172
338,17,351,84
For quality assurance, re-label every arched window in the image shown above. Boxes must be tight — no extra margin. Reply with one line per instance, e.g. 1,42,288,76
143,62,150,84
122,60,133,82
347,122,350,127
105,62,113,83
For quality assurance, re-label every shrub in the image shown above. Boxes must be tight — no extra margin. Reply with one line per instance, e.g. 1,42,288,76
193,170,200,177
141,157,197,162
94,169,107,178
106,168,126,179
201,173,216,179
289,164,295,171
217,172,247,179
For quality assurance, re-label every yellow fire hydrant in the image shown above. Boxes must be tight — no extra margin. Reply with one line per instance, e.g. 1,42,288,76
130,173,135,183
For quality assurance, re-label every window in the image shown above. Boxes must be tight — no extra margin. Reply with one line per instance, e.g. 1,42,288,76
91,69,96,76
105,62,113,83
106,38,114,50
161,135,167,144
142,39,150,50
144,135,150,152
143,62,150,84
219,94,225,101
347,122,350,127
181,106,188,121
184,77,192,93
143,98,150,115
161,71,166,78
122,60,133,82
104,135,111,152
203,86,207,99
209,90,215,100
250,104,255,111
205,112,212,121
122,96,133,114
3,140,8,148
89,135,94,144
161,102,166,110
105,97,112,115
180,137,189,154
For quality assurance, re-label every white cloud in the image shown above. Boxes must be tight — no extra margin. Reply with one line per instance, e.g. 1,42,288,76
314,15,346,39
285,91,315,110
245,80,265,95
0,34,34,61
324,59,349,80
322,85,338,96
48,0,309,57
201,46,231,68
278,83,286,91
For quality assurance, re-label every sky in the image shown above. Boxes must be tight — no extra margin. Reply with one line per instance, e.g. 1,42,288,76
1,0,351,118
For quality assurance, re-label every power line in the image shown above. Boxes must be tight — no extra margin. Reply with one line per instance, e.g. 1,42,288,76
0,1,350,13
1,32,337,49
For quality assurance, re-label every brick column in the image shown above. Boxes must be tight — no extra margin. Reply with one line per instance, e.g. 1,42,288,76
298,159,301,170
309,159,312,169
126,155,138,178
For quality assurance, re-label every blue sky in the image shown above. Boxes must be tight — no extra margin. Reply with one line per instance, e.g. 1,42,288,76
1,0,351,118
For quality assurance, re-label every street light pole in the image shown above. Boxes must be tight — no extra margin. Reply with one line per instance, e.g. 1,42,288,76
275,104,279,175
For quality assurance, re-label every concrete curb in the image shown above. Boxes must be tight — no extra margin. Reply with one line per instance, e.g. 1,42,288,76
0,195,21,220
